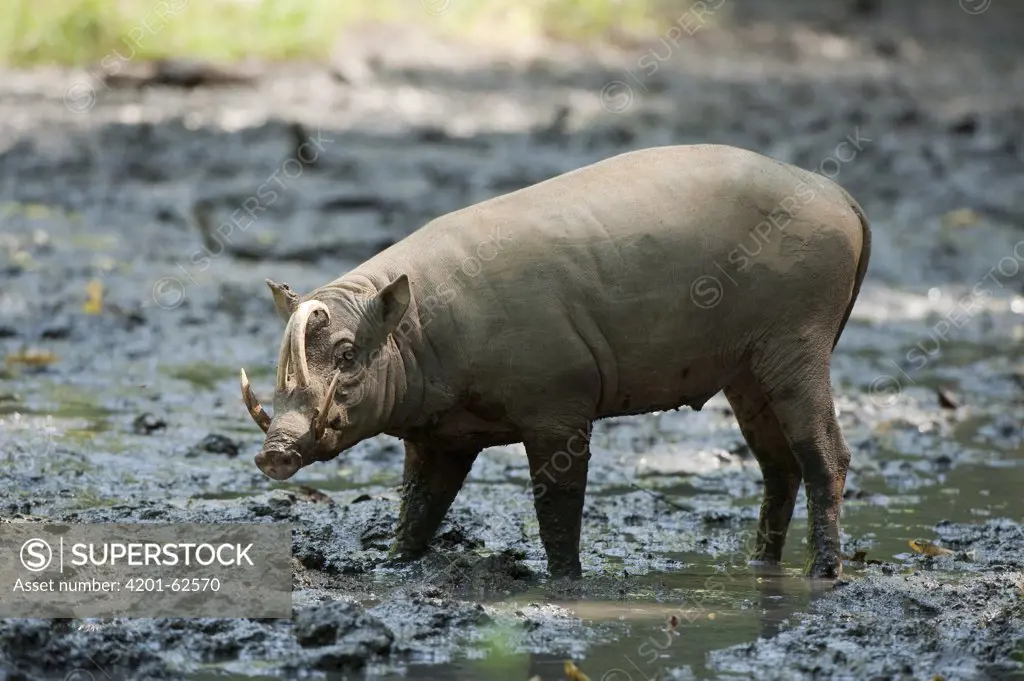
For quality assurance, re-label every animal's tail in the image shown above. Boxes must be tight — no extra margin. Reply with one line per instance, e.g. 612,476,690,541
832,188,872,351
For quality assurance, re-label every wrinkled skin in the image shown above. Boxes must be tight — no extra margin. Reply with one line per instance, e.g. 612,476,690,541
245,277,413,481
240,144,871,580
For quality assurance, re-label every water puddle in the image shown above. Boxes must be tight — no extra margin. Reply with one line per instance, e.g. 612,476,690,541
178,449,1023,681
4,358,1019,680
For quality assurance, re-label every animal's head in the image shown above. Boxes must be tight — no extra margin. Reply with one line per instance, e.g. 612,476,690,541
240,276,411,480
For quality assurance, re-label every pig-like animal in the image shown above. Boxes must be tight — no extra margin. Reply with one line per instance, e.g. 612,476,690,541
239,144,871,579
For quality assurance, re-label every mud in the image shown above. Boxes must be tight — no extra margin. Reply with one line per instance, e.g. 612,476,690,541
1,0,1023,679
709,519,1024,681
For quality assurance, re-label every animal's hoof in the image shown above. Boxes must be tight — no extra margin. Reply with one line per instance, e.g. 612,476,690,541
547,559,583,580
748,559,785,577
806,556,842,579
386,542,427,563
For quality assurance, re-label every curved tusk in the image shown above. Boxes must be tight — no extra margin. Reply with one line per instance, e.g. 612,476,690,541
314,370,341,441
240,368,271,433
275,326,291,391
289,300,330,388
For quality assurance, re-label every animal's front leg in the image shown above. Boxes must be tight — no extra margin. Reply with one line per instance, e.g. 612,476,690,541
390,440,479,560
525,425,592,579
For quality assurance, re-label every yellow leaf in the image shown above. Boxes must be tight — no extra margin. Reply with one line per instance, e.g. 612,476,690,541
564,660,591,681
83,279,103,315
5,349,58,367
942,208,980,229
908,539,953,557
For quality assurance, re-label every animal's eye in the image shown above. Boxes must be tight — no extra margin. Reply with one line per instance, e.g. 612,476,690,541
336,345,357,367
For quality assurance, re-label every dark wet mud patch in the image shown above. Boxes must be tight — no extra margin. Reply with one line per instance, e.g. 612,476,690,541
701,518,1024,679
708,565,1024,681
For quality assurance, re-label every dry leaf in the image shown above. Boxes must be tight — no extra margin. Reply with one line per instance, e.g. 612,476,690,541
297,485,333,504
564,660,591,681
942,208,980,229
83,279,103,315
937,387,959,410
908,539,953,557
5,349,58,367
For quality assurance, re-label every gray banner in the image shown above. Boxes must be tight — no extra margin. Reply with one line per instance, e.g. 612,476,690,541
0,522,292,618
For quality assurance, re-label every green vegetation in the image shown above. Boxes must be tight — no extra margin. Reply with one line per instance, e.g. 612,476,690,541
0,0,678,66
163,361,238,391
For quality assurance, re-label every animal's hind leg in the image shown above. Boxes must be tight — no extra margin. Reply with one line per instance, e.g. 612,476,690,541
752,343,851,578
523,422,592,579
724,369,802,565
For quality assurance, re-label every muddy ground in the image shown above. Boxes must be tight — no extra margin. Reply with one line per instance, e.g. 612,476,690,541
0,0,1023,679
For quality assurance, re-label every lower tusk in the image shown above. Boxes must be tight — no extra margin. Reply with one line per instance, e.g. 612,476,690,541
240,368,271,433
314,370,341,441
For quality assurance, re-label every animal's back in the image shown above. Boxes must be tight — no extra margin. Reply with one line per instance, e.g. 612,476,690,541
356,145,866,419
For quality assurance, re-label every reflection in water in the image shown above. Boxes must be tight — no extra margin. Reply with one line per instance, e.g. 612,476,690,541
383,564,820,681
476,565,815,681
747,563,834,641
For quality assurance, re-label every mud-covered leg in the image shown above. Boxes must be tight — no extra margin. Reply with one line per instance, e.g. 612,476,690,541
724,376,802,564
755,353,851,578
524,424,592,578
390,440,480,559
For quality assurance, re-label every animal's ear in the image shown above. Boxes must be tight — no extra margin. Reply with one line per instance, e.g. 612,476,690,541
266,279,300,322
373,274,410,338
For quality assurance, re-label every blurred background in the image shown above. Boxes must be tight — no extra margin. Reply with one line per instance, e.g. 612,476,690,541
0,1,1022,680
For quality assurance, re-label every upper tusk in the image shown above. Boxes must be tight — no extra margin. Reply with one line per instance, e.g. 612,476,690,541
240,368,271,433
276,327,291,392
314,370,341,441
289,300,330,388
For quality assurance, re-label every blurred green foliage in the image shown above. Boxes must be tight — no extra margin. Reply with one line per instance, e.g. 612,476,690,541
0,0,677,66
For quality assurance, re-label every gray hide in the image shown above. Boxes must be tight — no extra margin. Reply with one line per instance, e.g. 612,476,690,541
240,144,871,579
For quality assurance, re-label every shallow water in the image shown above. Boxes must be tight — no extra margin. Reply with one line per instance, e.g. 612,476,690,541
162,450,1023,681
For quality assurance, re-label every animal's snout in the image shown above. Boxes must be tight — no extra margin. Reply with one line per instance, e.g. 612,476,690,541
254,447,302,481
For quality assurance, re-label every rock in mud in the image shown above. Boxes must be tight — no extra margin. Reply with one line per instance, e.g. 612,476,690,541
419,548,534,596
292,600,393,671
0,619,172,680
186,433,241,458
369,592,491,650
131,413,167,435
